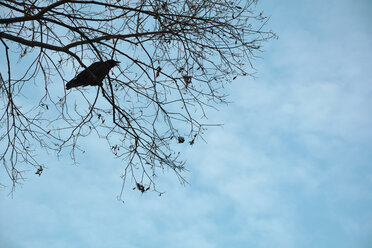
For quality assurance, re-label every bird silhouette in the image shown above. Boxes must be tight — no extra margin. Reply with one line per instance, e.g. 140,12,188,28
66,60,120,90
35,166,43,176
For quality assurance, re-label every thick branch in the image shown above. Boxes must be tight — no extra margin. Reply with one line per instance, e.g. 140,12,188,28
0,31,83,65
0,0,69,24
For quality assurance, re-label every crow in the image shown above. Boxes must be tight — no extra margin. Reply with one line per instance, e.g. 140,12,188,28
66,60,120,90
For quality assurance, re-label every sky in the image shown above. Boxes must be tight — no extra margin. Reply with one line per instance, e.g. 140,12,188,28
1,0,372,247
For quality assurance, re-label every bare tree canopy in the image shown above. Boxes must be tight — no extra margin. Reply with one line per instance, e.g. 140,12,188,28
0,0,275,197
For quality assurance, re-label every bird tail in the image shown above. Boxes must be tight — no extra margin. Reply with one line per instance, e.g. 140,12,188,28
66,79,75,90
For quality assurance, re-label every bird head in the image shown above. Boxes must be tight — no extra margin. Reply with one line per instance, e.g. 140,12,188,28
106,59,120,68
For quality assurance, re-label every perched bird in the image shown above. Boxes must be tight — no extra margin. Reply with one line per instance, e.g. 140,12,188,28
66,60,120,90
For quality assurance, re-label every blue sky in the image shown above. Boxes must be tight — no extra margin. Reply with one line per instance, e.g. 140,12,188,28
1,0,372,247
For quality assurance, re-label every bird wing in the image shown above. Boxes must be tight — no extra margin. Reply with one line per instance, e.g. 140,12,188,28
89,62,110,82
66,62,101,89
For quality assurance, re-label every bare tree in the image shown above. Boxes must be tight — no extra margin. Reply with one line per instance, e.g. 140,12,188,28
0,0,275,197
